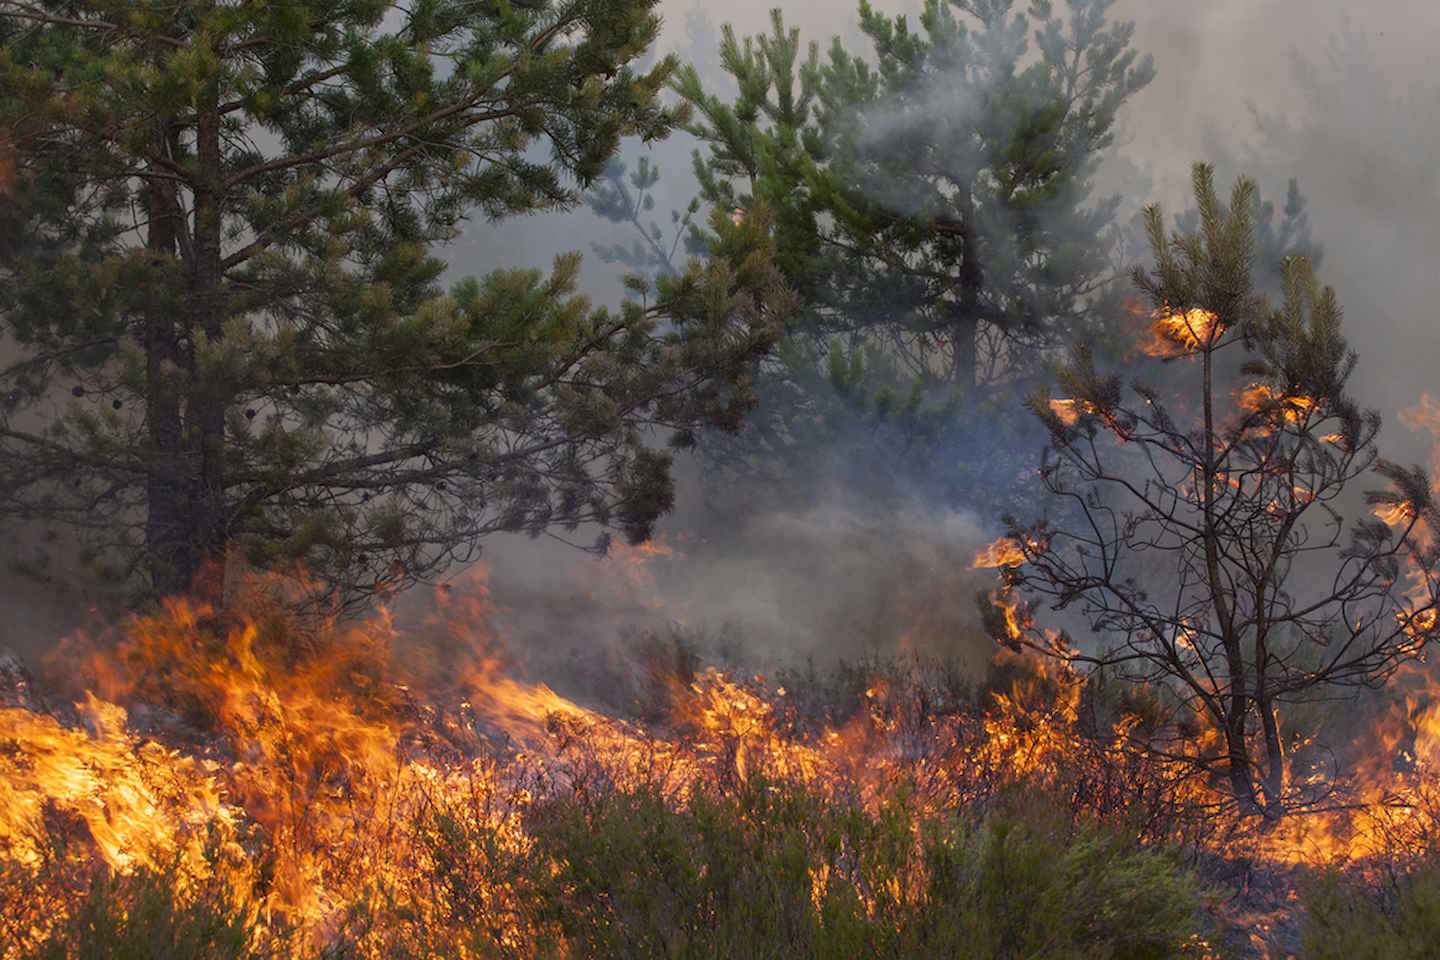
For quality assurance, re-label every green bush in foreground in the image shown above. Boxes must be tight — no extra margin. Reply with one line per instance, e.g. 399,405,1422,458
1300,859,1440,960
533,779,1205,959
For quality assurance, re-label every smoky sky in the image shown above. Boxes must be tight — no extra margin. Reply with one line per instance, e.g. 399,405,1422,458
458,0,1440,427
442,0,1440,680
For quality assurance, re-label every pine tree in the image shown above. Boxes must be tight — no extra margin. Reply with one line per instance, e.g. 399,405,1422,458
990,164,1440,819
680,0,1154,398
585,154,702,281
666,1,1152,515
0,0,791,607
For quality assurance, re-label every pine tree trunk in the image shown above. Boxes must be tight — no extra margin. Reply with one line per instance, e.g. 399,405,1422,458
1257,691,1286,819
1202,330,1263,816
143,125,190,598
1223,700,1261,816
185,95,228,605
949,313,977,396
143,95,228,603
951,209,982,396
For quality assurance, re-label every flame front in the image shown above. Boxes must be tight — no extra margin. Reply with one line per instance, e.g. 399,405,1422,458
0,566,1222,955
2,532,1438,954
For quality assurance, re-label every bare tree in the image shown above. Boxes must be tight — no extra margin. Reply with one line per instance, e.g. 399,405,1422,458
986,164,1440,820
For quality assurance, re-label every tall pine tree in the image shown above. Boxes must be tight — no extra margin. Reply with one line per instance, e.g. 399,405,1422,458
0,0,790,606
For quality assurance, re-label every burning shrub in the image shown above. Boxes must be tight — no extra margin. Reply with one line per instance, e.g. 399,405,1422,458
18,857,263,960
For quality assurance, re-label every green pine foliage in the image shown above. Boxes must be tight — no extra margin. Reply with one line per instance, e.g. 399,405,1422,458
670,1,1154,512
585,155,703,280
0,0,791,606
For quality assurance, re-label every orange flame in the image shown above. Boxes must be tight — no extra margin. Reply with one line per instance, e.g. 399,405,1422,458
1374,501,1416,527
1139,307,1222,356
1238,383,1319,427
1048,398,1093,425
1,544,1438,952
972,536,1027,569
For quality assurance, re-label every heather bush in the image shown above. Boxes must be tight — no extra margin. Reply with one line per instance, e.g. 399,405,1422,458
531,777,1206,959
1300,858,1440,960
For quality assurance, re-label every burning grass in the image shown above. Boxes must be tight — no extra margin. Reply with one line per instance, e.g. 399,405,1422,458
0,573,1217,957
1,567,1439,957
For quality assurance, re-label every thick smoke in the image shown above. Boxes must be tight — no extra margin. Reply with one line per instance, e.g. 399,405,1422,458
420,1,1440,682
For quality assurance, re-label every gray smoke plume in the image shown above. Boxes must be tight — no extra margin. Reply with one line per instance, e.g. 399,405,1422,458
10,2,1440,686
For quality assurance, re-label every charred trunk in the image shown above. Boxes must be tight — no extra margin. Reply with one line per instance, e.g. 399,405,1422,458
1223,697,1262,817
1256,691,1286,819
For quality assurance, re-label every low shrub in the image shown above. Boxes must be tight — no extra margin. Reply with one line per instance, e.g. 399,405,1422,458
22,867,259,960
1300,858,1440,960
531,778,1206,959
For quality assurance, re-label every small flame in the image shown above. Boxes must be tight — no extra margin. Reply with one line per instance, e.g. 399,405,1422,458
973,536,1028,569
1375,501,1416,527
1139,307,1222,356
1238,383,1319,427
1048,398,1092,426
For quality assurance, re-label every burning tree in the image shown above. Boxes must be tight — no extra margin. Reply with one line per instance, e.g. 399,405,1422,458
0,0,789,607
989,164,1440,820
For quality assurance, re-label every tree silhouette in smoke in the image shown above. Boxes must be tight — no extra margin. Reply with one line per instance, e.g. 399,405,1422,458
991,163,1440,820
